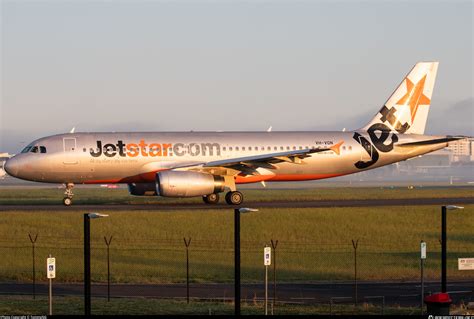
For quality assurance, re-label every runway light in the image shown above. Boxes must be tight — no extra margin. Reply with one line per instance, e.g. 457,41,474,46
446,205,464,210
88,213,109,219
238,208,259,214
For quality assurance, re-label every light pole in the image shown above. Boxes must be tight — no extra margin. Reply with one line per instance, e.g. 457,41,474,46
441,205,463,293
84,213,109,316
234,207,258,316
425,205,463,316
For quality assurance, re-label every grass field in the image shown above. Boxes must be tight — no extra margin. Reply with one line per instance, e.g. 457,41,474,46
0,295,424,315
0,205,472,283
0,185,472,205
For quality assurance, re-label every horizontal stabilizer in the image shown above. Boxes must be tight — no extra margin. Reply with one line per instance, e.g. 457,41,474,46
396,136,469,147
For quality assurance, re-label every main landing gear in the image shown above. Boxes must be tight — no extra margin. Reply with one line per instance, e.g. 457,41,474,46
202,191,244,205
225,191,243,205
63,183,74,206
202,193,220,204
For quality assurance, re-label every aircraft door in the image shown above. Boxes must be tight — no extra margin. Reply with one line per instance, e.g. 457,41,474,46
63,138,78,164
63,138,76,152
356,135,372,162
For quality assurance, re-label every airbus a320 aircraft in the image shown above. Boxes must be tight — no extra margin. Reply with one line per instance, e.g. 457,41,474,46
4,62,467,206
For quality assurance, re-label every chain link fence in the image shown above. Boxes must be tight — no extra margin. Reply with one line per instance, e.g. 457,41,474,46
0,235,472,311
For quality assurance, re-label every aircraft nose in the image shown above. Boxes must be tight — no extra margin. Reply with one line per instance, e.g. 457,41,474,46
4,157,19,177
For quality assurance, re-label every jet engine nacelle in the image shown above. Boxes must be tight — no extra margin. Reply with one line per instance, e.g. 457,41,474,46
128,182,157,196
156,171,225,197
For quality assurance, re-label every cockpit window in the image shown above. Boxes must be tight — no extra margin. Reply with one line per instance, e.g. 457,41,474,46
21,145,47,154
21,146,32,153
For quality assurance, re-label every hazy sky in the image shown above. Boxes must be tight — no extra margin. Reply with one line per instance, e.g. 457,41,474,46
1,0,472,153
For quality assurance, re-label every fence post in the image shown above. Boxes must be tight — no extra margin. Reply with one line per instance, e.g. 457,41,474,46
351,239,359,307
184,237,191,304
270,239,278,306
382,296,385,315
420,240,426,315
104,236,113,302
28,233,38,299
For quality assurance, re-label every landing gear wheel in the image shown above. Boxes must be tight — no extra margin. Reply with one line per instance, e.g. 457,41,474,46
203,193,220,204
63,197,73,206
225,191,243,205
63,183,74,206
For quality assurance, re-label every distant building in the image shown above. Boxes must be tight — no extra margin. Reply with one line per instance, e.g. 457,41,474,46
447,138,473,162
400,149,452,171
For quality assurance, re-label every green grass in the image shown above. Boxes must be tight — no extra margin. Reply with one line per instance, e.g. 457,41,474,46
0,295,422,315
0,186,472,205
0,205,472,283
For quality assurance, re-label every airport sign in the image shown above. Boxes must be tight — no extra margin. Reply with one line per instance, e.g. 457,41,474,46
420,241,426,259
458,258,474,270
264,247,271,266
47,257,56,279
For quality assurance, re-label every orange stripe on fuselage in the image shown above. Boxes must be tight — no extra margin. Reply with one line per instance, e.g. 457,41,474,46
83,170,164,184
267,173,343,182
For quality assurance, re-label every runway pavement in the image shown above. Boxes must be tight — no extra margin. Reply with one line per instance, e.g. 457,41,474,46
1,281,473,306
1,197,473,211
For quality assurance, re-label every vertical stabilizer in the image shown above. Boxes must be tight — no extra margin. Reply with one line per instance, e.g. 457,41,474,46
361,62,439,134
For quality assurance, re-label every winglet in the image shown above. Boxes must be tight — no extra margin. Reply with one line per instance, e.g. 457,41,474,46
329,140,344,155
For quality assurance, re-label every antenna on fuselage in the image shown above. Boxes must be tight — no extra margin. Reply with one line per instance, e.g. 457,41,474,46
267,126,272,132
69,127,76,133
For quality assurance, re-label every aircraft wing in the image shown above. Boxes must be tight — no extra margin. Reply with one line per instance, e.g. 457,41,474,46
172,141,344,176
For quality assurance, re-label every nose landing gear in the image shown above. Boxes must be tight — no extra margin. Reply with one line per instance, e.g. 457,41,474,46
63,183,74,206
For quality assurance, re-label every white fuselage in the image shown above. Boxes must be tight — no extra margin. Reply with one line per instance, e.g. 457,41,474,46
4,131,447,184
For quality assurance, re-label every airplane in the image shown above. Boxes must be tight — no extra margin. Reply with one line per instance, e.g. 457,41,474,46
4,62,468,206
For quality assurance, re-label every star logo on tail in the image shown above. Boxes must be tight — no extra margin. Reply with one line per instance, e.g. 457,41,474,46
396,75,431,122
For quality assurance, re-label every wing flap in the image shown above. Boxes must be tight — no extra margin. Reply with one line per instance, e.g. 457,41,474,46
202,146,335,169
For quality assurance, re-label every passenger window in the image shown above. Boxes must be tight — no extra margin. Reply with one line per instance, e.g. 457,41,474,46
40,146,47,153
280,146,283,150
229,147,233,151
242,147,246,151
236,147,239,151
267,146,271,151
293,146,296,150
286,146,290,150
348,146,352,150
274,146,277,151
223,147,227,151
